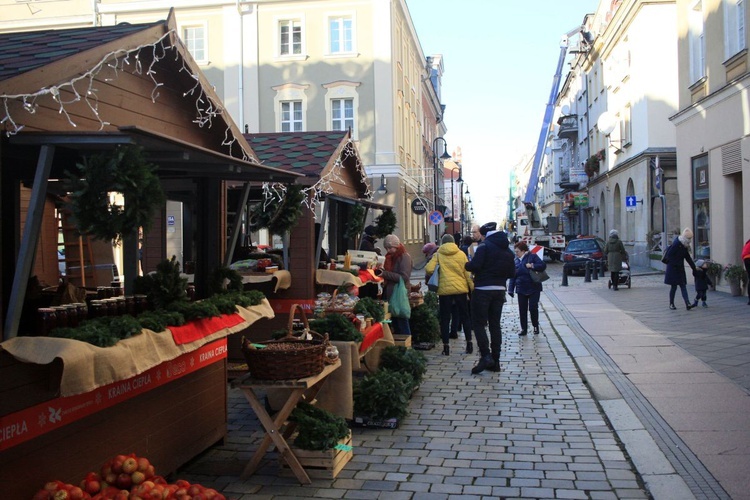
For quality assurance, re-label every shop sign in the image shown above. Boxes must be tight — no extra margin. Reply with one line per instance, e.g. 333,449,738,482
411,198,427,215
0,339,227,452
573,194,589,207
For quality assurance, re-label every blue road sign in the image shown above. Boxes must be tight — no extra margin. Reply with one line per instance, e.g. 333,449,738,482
428,210,444,225
626,196,637,212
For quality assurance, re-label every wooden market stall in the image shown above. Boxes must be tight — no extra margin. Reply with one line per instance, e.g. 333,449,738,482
0,13,299,499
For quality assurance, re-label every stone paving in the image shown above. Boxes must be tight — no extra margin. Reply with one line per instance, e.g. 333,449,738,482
179,286,650,499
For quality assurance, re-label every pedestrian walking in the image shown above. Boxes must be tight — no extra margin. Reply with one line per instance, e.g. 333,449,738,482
465,222,515,374
692,259,712,308
743,238,750,305
663,228,697,311
376,234,413,335
603,229,627,291
468,224,482,260
425,234,474,356
508,241,546,336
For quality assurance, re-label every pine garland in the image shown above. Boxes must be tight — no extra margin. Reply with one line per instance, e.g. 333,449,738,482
344,203,366,240
66,145,165,243
374,208,397,238
249,184,306,235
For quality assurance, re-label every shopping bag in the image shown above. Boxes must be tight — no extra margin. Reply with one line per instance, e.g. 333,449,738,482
529,269,550,283
389,278,412,319
427,263,440,292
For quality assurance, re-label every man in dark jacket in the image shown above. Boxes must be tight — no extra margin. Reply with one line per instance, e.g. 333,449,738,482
359,225,379,254
465,222,516,374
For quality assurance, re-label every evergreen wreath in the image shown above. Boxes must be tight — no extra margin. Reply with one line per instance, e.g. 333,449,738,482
208,266,244,295
248,184,306,235
374,208,397,238
66,145,165,243
344,203,366,240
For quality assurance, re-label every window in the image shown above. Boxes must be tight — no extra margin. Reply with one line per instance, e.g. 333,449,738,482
724,0,746,58
692,155,710,259
331,98,354,132
280,101,303,132
329,16,353,54
182,25,207,64
323,81,360,139
621,105,632,147
689,1,706,82
279,19,302,56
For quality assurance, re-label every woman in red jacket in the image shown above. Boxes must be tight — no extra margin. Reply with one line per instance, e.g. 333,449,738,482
742,238,750,305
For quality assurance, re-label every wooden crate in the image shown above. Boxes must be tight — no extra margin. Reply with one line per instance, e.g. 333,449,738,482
280,432,353,479
393,334,412,348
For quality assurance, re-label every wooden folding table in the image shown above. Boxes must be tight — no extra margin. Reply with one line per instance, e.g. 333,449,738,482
231,360,341,483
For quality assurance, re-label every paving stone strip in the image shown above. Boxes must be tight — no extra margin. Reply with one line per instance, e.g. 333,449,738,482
544,290,730,500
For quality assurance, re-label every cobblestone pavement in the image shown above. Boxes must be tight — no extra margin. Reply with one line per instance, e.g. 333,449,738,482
179,278,650,499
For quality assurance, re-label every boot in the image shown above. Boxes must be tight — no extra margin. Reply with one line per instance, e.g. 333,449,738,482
519,330,528,336
669,304,676,310
692,301,698,308
471,355,493,374
533,326,540,335
489,356,501,372
442,344,450,356
465,341,473,354
686,302,694,310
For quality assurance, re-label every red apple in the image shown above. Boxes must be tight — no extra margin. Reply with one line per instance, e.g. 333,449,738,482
122,456,138,474
52,490,69,500
32,490,51,500
130,470,146,485
136,457,151,472
115,472,132,490
111,454,128,474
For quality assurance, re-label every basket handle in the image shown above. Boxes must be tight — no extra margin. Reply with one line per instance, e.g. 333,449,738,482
286,303,311,335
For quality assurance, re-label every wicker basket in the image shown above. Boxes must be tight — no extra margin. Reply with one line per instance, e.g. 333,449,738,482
242,304,329,380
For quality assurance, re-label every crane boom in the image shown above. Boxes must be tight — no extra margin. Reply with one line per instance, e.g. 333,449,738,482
523,39,570,209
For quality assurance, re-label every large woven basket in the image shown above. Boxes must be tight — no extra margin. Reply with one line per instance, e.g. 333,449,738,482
242,304,328,380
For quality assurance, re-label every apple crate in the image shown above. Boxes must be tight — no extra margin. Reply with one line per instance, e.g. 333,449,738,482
280,432,353,479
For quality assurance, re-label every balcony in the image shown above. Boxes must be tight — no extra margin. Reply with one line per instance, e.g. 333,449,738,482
556,115,578,140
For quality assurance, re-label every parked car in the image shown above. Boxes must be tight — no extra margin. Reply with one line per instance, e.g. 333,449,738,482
562,236,606,274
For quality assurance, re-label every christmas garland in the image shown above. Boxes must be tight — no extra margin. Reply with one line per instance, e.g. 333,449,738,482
248,184,306,235
67,145,165,242
374,208,397,238
344,203,366,240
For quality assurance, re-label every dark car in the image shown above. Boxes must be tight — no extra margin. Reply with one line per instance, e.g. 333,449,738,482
562,236,606,274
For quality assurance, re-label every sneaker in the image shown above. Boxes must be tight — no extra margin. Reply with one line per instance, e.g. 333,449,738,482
471,356,494,375
702,302,708,308
686,304,694,310
669,304,676,310
692,301,698,308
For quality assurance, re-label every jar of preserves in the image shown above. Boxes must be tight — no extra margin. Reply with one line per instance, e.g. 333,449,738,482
64,304,79,328
51,306,69,328
36,308,58,336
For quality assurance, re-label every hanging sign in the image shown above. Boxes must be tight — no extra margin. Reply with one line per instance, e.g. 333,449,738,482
411,198,428,215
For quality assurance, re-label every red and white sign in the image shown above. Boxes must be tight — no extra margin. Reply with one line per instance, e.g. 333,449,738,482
0,339,228,452
530,244,544,261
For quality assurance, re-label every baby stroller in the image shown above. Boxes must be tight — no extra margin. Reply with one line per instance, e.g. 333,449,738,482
608,258,632,289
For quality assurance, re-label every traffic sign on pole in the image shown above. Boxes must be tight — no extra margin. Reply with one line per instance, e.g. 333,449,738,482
428,210,444,226
625,196,637,212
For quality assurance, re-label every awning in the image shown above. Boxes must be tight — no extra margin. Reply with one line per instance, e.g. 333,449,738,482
325,193,392,211
7,127,302,183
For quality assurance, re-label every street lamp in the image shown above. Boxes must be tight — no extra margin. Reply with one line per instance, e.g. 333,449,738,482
431,137,451,241
448,165,462,234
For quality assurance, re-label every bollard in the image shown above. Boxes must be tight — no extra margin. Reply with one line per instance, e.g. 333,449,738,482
592,261,599,280
600,259,606,278
561,264,569,286
584,261,592,282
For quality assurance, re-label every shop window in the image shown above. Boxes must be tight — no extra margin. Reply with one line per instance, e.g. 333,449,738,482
692,155,710,259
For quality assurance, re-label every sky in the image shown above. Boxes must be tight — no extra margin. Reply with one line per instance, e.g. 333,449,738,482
407,0,600,226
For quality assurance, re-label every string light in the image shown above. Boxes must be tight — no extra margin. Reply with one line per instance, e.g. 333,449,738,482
0,29,253,162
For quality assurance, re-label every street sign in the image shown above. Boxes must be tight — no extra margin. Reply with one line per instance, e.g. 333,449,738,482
625,196,637,212
428,210,444,226
411,198,427,215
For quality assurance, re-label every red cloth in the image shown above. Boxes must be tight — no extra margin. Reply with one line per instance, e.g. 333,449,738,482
359,322,384,353
169,313,245,345
359,269,383,283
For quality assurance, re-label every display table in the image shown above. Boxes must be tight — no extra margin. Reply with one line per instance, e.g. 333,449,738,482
231,360,341,484
315,269,364,288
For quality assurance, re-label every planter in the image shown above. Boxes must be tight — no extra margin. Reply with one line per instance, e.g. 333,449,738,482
281,432,353,479
729,279,743,297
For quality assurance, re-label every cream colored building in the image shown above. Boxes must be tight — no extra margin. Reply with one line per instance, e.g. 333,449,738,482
671,0,749,270
0,0,447,257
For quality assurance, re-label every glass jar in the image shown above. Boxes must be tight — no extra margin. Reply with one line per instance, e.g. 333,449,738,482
125,296,136,316
64,304,79,328
74,303,88,323
51,306,68,328
89,300,106,319
134,294,149,313
114,297,127,316
36,308,58,336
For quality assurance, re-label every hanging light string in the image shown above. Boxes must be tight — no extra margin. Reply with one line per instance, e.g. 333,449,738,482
258,138,372,214
0,29,254,162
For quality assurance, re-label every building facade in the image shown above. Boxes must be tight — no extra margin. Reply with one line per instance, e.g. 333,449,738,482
671,0,749,269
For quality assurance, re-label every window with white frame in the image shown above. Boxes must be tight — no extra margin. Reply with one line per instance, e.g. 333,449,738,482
724,0,746,59
323,81,360,138
689,1,706,82
182,24,207,64
273,83,309,132
621,105,632,146
280,101,303,132
279,19,302,56
329,15,354,54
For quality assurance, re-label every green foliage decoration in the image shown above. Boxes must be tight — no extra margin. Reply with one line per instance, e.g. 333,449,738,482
248,184,306,235
354,369,414,420
51,315,143,348
290,401,350,451
378,345,427,388
66,145,165,243
373,208,397,238
409,302,440,344
309,313,364,342
133,256,188,310
352,297,385,323
208,266,244,296
344,203,366,240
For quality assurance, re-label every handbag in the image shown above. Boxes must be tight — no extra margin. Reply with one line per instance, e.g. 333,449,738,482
427,259,440,292
529,268,550,283
389,278,412,319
